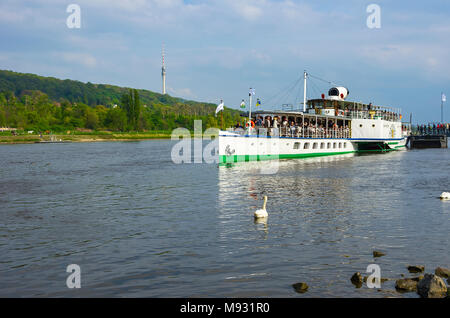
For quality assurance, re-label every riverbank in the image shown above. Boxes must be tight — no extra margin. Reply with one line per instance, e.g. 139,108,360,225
0,131,174,144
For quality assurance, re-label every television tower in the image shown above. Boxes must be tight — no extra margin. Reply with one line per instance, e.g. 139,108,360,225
161,44,166,95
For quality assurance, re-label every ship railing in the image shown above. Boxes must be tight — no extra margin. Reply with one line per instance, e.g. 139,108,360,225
228,126,351,139
349,110,401,122
279,126,350,139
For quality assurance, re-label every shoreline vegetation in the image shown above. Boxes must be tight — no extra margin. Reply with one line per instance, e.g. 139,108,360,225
0,131,173,144
0,70,243,143
0,129,220,144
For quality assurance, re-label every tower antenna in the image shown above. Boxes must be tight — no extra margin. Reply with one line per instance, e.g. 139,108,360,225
161,43,166,95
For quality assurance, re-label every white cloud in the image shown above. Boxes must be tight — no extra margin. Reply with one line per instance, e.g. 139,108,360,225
167,86,196,99
57,52,97,68
232,2,264,21
358,42,450,79
64,34,129,52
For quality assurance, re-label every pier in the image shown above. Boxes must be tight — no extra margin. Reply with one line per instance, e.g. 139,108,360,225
408,135,448,149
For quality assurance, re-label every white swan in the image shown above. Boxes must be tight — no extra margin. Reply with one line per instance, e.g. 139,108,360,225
440,192,450,200
254,196,268,219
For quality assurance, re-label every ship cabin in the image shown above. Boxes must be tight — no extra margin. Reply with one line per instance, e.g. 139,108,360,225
235,86,403,139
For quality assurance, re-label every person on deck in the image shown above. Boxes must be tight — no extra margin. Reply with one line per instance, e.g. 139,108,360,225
273,117,279,129
255,116,263,128
265,116,271,128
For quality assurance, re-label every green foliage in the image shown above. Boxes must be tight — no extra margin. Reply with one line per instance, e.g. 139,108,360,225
0,69,242,132
121,89,141,131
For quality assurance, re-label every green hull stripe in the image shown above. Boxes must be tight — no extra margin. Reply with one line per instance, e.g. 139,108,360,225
219,151,356,163
219,146,406,163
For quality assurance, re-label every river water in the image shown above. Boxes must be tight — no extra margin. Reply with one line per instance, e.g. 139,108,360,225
0,140,449,297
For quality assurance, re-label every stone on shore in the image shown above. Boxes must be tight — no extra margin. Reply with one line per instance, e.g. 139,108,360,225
292,282,309,293
413,275,424,281
417,274,447,298
351,272,363,288
407,265,425,273
395,278,419,292
435,267,450,279
373,251,386,258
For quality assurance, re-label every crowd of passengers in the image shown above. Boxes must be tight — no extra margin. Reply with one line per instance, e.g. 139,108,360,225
234,115,350,138
347,103,401,121
416,123,449,135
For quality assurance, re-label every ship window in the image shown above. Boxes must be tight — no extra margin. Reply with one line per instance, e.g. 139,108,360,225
359,124,363,128
343,143,347,148
304,143,310,149
293,142,300,149
313,142,318,149
333,142,337,148
372,124,375,128
339,142,342,148
327,142,331,149
320,142,325,149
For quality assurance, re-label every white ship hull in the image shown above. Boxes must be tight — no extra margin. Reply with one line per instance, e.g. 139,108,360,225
219,134,407,163
219,117,408,164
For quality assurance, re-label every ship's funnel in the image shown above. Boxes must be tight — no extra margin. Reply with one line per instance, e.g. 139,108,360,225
328,87,349,101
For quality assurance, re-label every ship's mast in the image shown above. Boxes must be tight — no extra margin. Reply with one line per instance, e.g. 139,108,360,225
303,71,307,112
248,88,253,132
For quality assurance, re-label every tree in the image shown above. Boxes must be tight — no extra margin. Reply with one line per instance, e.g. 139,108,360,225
85,108,99,130
133,89,140,131
121,89,141,131
105,107,127,131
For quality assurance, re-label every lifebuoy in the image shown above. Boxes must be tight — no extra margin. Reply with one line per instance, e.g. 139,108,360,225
246,121,255,128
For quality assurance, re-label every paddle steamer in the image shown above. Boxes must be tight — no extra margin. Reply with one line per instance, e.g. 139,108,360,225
219,72,410,163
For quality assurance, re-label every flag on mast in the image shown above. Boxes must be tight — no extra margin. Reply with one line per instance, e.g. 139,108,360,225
249,88,255,96
215,99,224,116
256,98,261,107
240,99,246,108
442,93,446,102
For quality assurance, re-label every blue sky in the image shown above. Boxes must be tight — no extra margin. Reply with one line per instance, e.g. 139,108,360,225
1,0,450,123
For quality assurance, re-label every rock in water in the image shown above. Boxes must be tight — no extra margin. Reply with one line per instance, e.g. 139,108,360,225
292,282,309,293
417,274,447,298
435,267,450,279
373,251,385,258
351,272,363,288
407,265,425,273
395,278,419,292
363,276,389,283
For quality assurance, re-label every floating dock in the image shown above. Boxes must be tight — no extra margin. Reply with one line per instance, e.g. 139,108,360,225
408,135,448,149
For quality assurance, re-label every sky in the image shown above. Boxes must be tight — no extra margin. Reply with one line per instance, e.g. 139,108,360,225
1,0,450,123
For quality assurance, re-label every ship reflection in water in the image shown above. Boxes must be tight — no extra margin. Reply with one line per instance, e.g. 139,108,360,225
218,153,356,238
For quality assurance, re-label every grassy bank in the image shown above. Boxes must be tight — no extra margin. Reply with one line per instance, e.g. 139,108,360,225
0,130,175,144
